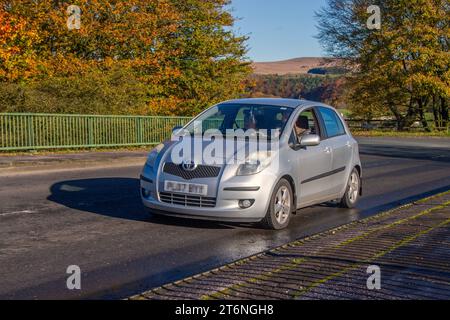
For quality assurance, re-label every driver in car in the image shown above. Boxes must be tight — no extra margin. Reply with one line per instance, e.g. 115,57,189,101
294,116,311,140
244,110,258,130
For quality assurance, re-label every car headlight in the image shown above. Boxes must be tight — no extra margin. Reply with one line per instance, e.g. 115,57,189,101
146,144,164,169
236,152,272,176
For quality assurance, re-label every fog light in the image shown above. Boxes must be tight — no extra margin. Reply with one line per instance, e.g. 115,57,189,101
239,199,255,209
142,188,151,198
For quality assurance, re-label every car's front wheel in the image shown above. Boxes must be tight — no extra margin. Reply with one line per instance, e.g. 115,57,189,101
261,179,293,230
340,168,361,208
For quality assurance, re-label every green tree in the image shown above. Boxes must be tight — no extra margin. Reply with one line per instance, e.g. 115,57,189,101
148,0,252,116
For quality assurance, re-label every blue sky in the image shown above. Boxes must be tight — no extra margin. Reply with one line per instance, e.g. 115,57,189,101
230,0,328,62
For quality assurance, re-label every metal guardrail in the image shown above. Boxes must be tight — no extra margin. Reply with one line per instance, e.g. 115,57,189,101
346,119,450,133
0,113,191,151
1,114,449,152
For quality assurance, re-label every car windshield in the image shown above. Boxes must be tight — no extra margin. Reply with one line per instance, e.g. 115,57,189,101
184,104,294,138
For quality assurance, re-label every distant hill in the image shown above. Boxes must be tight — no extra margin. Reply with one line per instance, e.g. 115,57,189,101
252,57,344,75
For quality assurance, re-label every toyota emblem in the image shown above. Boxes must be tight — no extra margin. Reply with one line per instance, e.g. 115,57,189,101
182,160,197,172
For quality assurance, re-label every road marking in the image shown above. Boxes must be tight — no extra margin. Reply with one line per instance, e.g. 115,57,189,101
0,210,37,217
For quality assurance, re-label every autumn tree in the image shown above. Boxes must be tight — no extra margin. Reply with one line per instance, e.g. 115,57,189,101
316,0,449,130
0,0,251,116
246,74,346,107
0,6,39,81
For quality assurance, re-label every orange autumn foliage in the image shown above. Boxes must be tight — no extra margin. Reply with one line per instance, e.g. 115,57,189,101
0,0,251,116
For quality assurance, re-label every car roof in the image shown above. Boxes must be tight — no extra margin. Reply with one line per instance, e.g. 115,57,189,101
220,98,331,109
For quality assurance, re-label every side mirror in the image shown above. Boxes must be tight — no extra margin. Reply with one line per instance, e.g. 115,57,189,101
300,134,321,147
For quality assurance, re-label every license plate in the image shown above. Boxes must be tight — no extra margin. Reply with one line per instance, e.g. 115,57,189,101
164,181,208,196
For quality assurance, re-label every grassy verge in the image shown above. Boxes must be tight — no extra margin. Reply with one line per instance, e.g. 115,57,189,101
352,130,450,138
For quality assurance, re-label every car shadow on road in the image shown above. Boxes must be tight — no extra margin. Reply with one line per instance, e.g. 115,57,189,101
47,178,246,230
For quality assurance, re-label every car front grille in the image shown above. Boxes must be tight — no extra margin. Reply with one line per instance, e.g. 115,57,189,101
163,162,221,180
159,192,217,208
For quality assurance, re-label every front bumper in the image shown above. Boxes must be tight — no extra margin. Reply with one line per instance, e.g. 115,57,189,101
141,196,266,223
140,165,277,223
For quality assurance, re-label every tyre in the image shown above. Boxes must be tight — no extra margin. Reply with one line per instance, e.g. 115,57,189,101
260,179,293,230
340,168,361,209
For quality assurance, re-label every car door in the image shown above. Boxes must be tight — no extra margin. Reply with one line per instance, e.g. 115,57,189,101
289,108,334,207
317,107,352,194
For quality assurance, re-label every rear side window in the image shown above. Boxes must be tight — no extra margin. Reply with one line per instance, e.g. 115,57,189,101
318,107,346,138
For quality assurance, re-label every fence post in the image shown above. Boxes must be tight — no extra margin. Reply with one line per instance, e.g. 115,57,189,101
88,117,93,146
136,117,142,144
27,115,35,147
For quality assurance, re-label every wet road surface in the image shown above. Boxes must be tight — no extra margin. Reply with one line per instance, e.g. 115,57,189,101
135,191,450,300
0,137,449,299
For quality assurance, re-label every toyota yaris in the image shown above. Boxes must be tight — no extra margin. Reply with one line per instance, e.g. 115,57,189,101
140,98,362,230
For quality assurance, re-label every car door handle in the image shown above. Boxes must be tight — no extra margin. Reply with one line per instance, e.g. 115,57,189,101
346,141,352,148
324,147,332,154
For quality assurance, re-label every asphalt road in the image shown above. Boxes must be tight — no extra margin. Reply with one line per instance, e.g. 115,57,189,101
1,137,450,299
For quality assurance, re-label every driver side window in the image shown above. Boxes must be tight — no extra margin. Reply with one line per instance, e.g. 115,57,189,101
293,109,320,142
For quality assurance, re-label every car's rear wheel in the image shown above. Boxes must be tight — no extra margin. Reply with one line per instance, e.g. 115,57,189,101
340,168,361,208
261,179,293,230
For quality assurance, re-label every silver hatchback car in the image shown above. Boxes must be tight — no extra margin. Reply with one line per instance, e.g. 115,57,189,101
140,98,362,230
